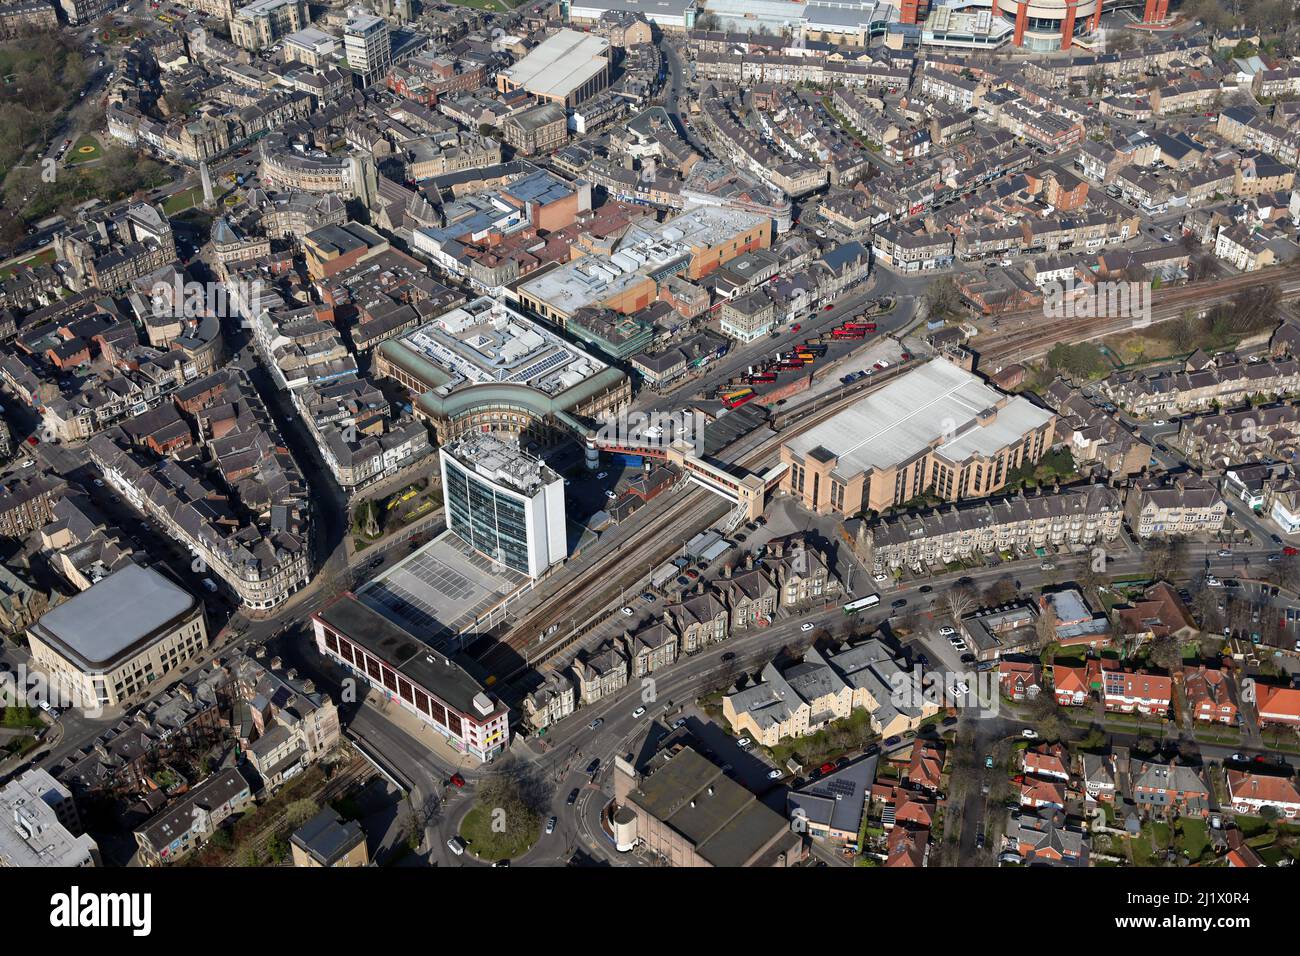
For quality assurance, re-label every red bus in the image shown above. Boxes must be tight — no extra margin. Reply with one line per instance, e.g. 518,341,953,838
832,328,866,339
747,373,777,384
842,322,877,332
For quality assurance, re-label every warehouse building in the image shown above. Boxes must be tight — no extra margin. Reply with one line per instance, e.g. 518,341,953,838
781,359,1056,515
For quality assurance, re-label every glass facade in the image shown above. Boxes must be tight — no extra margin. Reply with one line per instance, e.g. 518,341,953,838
443,456,533,574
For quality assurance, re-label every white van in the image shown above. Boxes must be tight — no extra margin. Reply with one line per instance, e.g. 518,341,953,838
446,837,464,856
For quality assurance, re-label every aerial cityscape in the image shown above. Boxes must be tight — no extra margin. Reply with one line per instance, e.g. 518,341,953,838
0,0,1299,891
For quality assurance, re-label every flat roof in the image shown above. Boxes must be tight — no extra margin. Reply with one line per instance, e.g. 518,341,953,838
357,530,526,649
392,296,609,398
500,29,609,100
31,565,198,671
630,747,792,867
315,592,504,719
569,0,696,19
786,359,1054,478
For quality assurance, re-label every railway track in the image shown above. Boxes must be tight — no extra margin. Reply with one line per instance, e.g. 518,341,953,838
973,271,1300,365
490,382,889,674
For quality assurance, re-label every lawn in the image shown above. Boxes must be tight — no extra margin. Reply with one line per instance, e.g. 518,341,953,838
762,707,877,772
0,247,55,282
66,134,102,167
459,801,539,860
1174,817,1211,862
162,185,205,215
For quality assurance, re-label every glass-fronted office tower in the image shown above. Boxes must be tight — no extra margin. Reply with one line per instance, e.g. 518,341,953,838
439,433,567,579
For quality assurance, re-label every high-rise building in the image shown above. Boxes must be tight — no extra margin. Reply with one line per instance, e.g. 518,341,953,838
439,433,567,580
343,12,392,85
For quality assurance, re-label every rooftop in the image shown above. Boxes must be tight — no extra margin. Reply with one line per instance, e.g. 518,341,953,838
786,359,1053,478
31,565,198,671
315,593,504,719
500,29,609,100
391,297,609,398
441,432,559,498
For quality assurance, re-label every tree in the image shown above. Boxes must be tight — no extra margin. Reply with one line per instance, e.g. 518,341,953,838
1141,536,1189,583
923,276,962,323
1033,610,1057,652
284,798,319,828
983,577,1018,606
1148,634,1183,673
945,583,980,623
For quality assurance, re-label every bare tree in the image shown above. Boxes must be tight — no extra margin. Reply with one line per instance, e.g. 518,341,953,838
945,583,980,623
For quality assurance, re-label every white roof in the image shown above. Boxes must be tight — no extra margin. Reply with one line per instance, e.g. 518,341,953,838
501,29,609,100
786,359,1053,477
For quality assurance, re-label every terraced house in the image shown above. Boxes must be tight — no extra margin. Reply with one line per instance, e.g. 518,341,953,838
1103,353,1300,417
1176,404,1300,466
856,482,1123,573
1124,474,1226,538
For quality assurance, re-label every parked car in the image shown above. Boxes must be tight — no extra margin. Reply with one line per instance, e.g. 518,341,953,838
938,626,957,637
545,816,557,835
767,768,783,780
737,737,752,749
1021,728,1039,739
621,606,634,616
